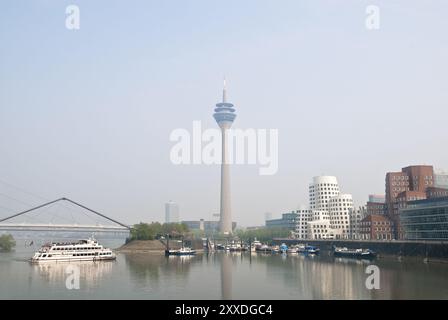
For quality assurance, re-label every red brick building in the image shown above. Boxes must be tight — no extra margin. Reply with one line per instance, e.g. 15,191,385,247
360,214,394,240
366,202,386,216
366,194,386,216
385,165,434,239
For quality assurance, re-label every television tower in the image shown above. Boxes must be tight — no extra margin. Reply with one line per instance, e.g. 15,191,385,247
213,79,236,234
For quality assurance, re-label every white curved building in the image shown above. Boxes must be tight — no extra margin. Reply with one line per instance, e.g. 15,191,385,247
309,176,340,210
307,210,332,240
328,194,353,239
294,205,312,240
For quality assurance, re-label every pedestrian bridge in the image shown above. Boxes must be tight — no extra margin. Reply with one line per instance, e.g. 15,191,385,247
0,197,131,234
0,223,129,232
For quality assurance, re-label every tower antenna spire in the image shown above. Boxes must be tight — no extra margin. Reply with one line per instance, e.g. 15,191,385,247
223,77,227,103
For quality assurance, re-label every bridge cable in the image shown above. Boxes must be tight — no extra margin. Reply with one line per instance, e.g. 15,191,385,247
0,197,130,230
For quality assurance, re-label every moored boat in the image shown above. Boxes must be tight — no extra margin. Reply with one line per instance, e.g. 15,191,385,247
251,239,262,251
271,245,280,254
165,247,196,256
280,243,288,254
215,244,226,250
333,247,376,259
255,244,272,253
304,245,320,254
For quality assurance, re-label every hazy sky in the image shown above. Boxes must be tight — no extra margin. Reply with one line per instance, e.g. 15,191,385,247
1,1,447,227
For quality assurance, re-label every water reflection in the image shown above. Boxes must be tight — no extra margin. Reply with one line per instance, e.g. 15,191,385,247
220,253,232,300
31,260,114,290
123,253,202,290
4,250,446,299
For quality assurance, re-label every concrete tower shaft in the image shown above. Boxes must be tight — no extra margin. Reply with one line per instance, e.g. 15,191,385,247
213,80,236,234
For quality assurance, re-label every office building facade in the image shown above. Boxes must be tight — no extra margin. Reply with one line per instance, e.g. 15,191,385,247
400,197,448,240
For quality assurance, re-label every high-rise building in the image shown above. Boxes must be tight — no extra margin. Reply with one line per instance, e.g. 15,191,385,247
328,194,353,239
309,176,340,210
385,171,410,216
213,80,236,234
434,169,448,189
385,165,434,239
165,201,179,223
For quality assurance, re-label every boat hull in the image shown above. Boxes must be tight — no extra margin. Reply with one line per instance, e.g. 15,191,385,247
165,250,196,256
333,250,376,259
30,256,116,263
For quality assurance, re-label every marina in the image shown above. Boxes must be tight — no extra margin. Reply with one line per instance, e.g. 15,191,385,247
1,236,448,299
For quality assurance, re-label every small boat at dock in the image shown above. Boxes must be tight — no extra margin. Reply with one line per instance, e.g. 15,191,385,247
304,245,320,254
255,244,272,253
215,244,226,250
165,247,196,256
333,247,376,259
250,239,262,251
287,247,299,254
280,243,288,254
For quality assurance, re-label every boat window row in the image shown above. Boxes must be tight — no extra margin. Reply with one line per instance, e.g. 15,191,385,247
72,252,110,256
52,247,99,251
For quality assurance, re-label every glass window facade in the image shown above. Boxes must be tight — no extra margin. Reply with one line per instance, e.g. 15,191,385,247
400,197,448,240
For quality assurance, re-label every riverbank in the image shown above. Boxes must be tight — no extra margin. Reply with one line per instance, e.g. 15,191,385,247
273,238,448,261
117,240,166,253
117,239,204,253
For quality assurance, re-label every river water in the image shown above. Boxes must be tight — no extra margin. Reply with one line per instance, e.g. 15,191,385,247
1,236,448,299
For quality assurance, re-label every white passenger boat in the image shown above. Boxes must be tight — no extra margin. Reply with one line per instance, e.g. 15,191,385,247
30,237,116,263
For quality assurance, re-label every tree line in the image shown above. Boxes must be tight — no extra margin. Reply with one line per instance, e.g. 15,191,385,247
235,227,291,243
129,222,190,241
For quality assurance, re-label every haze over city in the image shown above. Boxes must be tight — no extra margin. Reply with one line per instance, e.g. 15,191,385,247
1,0,447,227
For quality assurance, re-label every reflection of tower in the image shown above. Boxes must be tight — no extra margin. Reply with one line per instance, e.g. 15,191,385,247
220,253,232,300
213,79,236,234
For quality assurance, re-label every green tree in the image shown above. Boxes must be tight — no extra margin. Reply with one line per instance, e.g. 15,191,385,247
130,222,190,241
0,234,16,252
235,227,290,243
130,223,157,240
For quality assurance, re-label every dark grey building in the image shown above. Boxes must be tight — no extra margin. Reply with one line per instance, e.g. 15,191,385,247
400,197,448,240
265,212,298,230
